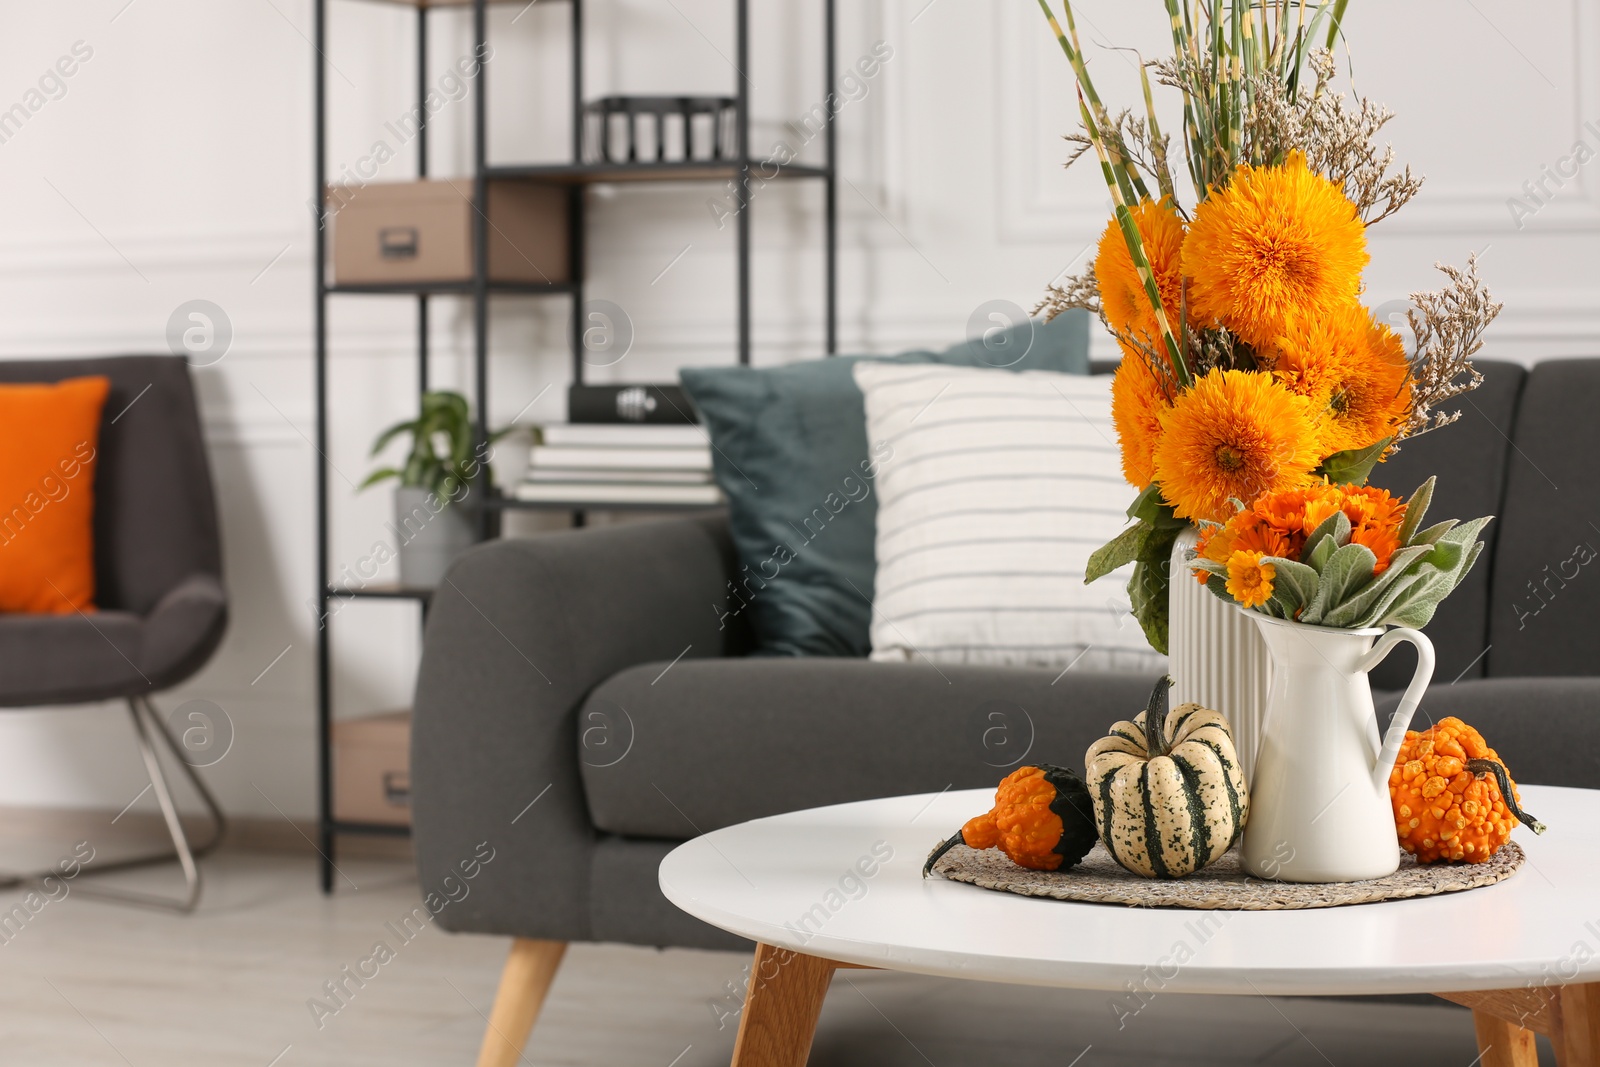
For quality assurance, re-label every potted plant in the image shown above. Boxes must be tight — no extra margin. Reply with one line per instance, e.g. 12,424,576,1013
361,390,509,588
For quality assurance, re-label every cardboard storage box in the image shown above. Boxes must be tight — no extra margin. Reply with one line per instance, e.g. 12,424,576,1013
332,711,411,826
328,179,568,286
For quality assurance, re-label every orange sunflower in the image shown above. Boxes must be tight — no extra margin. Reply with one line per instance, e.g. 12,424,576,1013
1095,198,1188,353
1270,303,1414,456
1110,352,1172,488
1182,153,1369,351
1152,369,1322,523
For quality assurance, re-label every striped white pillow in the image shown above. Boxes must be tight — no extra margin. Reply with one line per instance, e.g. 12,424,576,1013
854,362,1166,673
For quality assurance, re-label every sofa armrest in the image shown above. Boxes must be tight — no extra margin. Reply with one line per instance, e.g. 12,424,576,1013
411,512,747,940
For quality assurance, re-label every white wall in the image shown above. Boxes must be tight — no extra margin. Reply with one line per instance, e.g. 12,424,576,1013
0,0,1594,818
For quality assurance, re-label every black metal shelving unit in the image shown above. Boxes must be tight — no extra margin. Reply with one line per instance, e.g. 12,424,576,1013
312,0,838,891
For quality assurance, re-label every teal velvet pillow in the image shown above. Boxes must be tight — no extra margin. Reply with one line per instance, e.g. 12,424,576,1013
679,310,1091,656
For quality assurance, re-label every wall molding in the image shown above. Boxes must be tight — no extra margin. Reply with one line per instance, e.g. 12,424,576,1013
995,0,1600,244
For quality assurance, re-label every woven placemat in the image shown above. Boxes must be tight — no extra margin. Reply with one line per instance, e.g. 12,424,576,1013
929,841,1524,910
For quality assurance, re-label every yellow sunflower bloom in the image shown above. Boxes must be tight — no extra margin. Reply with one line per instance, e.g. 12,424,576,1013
1182,153,1368,350
1152,369,1322,523
1110,350,1172,488
1226,550,1277,609
1094,198,1188,352
1270,303,1413,455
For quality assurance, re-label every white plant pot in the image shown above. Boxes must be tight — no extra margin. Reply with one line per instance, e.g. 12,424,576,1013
1167,527,1272,782
394,486,477,588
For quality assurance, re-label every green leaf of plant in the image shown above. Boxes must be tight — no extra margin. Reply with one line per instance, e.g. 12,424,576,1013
1128,558,1171,656
1265,557,1320,617
1411,519,1458,546
369,418,420,457
1085,522,1148,584
1316,436,1391,485
1318,544,1432,628
1126,484,1165,523
359,467,401,489
1303,509,1352,568
1300,542,1377,625
1397,476,1435,547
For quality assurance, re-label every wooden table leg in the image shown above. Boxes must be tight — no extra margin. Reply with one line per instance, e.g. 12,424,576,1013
1472,1010,1538,1067
1441,982,1600,1067
1556,982,1600,1067
729,943,838,1067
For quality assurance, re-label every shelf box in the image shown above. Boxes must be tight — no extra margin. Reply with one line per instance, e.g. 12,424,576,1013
332,710,412,827
327,179,568,287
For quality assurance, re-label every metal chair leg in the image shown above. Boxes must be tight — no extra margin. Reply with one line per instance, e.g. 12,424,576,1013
65,696,228,913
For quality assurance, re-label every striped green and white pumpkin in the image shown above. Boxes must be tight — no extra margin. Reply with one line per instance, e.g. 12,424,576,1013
1084,677,1249,879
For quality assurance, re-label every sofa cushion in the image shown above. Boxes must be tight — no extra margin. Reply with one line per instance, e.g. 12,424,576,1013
1376,677,1600,789
577,657,1159,839
1366,359,1524,689
678,311,1090,660
1486,359,1600,676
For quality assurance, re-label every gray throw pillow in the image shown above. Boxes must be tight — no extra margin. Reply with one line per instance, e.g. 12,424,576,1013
679,310,1090,657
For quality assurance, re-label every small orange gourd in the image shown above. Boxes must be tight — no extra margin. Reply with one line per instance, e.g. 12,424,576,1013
923,765,1098,876
1389,717,1545,864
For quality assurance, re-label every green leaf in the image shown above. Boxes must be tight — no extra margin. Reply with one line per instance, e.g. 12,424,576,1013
1128,558,1171,656
1318,544,1432,628
1303,509,1352,569
1300,542,1377,625
359,467,401,489
369,418,420,457
1411,519,1458,546
1126,484,1185,528
1085,522,1147,584
1397,476,1435,548
1265,557,1320,616
1316,437,1391,485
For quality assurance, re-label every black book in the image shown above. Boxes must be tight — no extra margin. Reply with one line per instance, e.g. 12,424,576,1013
568,384,698,424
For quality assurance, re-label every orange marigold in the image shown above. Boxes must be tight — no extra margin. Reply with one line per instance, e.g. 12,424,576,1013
1226,550,1276,609
1095,198,1188,354
1182,153,1369,350
1110,351,1172,488
1152,369,1322,523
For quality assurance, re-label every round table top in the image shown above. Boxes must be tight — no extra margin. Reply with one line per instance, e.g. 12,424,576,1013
659,784,1599,996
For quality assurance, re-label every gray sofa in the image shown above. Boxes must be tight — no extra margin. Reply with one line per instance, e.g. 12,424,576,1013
412,358,1600,1057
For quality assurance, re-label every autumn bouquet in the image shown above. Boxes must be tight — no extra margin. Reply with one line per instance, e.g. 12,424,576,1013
1035,1,1502,652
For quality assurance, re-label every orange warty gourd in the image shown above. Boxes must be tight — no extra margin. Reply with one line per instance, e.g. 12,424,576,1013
922,765,1098,876
1389,717,1545,864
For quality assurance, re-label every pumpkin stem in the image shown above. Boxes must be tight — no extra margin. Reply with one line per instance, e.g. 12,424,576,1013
1143,675,1173,758
922,831,966,879
1466,758,1547,835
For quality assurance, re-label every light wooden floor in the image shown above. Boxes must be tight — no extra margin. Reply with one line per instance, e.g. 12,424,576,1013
0,843,1555,1066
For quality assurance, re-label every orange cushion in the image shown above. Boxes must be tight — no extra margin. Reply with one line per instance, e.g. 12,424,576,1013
0,376,111,614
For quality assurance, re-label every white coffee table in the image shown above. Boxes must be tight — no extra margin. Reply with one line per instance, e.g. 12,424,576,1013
660,784,1600,1067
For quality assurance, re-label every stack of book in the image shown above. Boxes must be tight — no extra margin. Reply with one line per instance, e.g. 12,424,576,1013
513,423,722,506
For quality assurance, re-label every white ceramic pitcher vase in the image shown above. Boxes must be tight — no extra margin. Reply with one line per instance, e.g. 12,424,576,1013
1241,611,1436,883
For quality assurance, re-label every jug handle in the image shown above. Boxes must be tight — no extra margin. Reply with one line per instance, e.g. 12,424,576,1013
1357,627,1436,793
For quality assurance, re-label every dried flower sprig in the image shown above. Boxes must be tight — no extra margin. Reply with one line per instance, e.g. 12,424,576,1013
1397,254,1502,441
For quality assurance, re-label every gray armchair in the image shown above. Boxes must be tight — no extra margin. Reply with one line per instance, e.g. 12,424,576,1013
0,355,228,910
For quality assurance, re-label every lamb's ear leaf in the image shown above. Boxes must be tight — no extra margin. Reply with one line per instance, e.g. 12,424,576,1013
1319,545,1432,628
1086,522,1148,584
1318,437,1391,485
1266,557,1320,615
1306,510,1351,572
1397,476,1435,547
1204,573,1234,605
1411,519,1458,546
1301,542,1378,625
